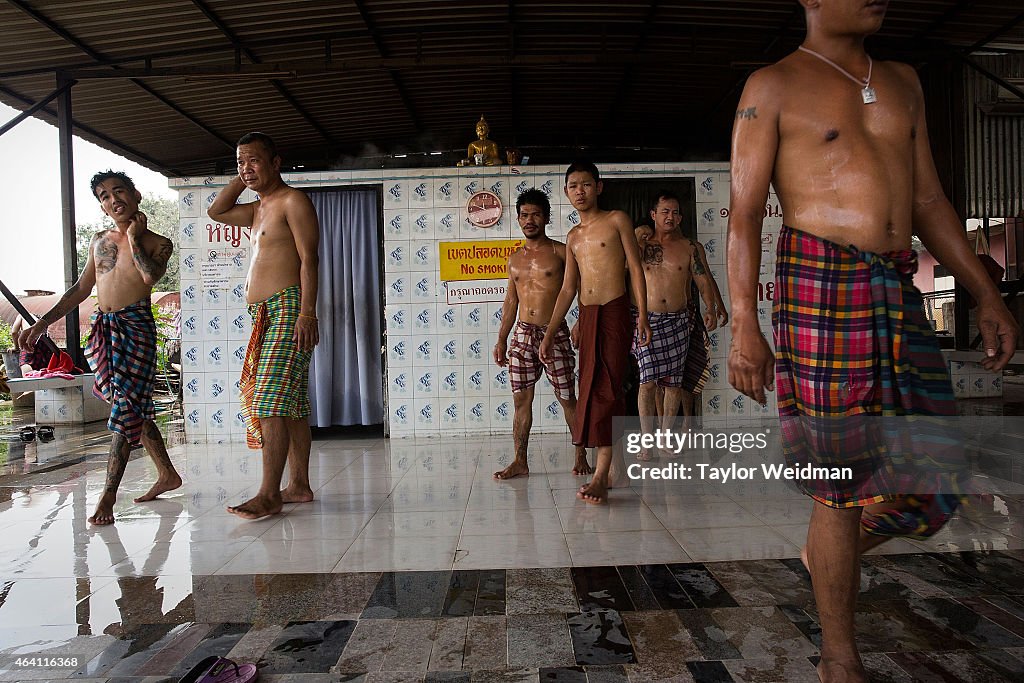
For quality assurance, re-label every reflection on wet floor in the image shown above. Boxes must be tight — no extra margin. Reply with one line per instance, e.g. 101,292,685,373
0,393,1023,680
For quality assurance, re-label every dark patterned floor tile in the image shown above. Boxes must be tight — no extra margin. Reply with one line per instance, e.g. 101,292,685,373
469,668,540,683
423,671,471,683
709,561,812,609
621,610,700,679
382,620,438,672
684,661,733,683
636,566,694,610
425,672,472,683
571,567,635,613
567,610,636,665
582,664,629,683
508,614,575,669
708,607,817,661
959,596,1024,638
167,622,252,678
463,616,507,671
860,653,914,682
507,569,578,615
776,605,820,649
365,672,425,683
261,620,357,674
335,619,399,672
311,573,383,620
881,554,990,597
857,562,917,604
974,649,1024,680
804,599,974,654
667,564,737,609
674,610,742,661
134,623,213,676
538,665,587,682
934,552,1024,596
442,571,482,617
428,617,468,671
363,572,451,619
615,566,660,611
72,623,192,678
903,595,1024,649
887,651,1008,683
475,570,508,616
722,656,819,682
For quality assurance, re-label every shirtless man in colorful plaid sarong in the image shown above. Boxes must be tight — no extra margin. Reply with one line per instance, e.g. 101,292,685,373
18,171,181,525
208,132,320,520
727,1,1019,681
493,189,592,479
632,191,722,460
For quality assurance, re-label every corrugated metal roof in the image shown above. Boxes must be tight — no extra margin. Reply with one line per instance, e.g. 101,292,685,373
1,0,1022,176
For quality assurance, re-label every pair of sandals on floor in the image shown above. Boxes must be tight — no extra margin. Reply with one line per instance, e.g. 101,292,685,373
8,424,55,443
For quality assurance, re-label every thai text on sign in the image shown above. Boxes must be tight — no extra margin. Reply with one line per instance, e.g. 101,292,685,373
439,240,524,282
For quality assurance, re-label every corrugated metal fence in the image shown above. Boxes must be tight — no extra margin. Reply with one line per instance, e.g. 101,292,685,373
964,53,1024,219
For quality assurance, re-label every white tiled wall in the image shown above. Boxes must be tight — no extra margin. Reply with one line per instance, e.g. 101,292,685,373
174,162,781,441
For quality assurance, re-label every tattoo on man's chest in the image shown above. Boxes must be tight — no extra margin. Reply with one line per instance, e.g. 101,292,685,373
642,243,664,265
95,239,118,274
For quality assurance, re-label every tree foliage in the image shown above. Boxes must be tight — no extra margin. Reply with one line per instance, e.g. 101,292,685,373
76,193,180,292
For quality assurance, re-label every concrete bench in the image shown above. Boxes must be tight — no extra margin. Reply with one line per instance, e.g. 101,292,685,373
7,373,109,424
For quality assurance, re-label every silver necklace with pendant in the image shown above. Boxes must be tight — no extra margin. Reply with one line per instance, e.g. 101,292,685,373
798,46,876,104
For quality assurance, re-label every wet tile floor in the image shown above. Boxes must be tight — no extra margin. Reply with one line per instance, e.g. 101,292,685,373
1,420,1024,681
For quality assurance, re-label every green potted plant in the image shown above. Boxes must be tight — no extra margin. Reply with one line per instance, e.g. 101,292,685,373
0,319,20,379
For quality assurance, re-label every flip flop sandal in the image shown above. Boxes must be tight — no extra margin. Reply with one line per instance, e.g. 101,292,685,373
37,425,54,442
179,656,258,683
19,426,35,442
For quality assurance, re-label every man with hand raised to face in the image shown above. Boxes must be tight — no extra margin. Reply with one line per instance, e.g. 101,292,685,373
208,132,321,520
17,170,181,525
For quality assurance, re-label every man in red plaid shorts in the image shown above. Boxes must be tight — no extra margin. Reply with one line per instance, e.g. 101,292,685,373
493,189,592,479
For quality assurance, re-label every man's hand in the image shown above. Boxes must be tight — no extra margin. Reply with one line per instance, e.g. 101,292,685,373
728,324,775,405
126,211,148,239
15,320,48,352
976,299,1020,372
704,308,718,332
539,334,555,365
570,322,580,349
493,341,508,367
635,317,652,347
716,306,730,328
293,315,319,352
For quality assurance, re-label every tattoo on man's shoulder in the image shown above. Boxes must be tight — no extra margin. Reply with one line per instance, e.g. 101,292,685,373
737,107,758,120
693,258,707,276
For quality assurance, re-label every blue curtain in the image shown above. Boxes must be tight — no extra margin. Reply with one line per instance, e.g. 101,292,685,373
306,189,384,426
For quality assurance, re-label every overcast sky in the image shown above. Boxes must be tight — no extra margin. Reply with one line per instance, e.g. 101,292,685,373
0,102,177,295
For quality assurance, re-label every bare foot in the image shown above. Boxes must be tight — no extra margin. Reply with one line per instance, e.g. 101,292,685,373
817,658,869,683
133,472,183,503
636,448,653,462
227,494,283,520
89,492,116,525
573,449,593,476
494,460,529,480
280,484,314,504
577,480,608,505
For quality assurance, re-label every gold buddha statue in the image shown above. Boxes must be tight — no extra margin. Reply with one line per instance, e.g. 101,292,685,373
465,115,502,166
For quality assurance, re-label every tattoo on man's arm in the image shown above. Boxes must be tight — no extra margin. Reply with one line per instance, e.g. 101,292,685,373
40,284,80,325
736,107,758,120
132,239,171,279
693,258,707,276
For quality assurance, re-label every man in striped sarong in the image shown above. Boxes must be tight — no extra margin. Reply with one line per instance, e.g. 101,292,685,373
208,133,320,520
726,2,1018,680
18,171,181,525
632,192,723,459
